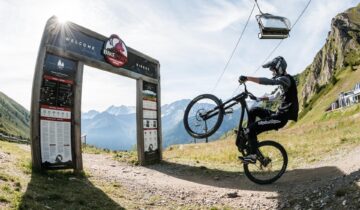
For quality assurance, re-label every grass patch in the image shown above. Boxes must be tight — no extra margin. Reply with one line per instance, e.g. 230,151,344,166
0,91,30,140
83,144,139,165
0,140,28,209
0,140,177,209
19,170,126,210
0,140,130,210
82,144,112,154
321,104,360,121
164,103,360,170
210,207,233,210
0,195,10,203
347,3,360,26
164,138,244,172
298,79,336,120
297,65,360,124
0,173,10,182
113,151,139,166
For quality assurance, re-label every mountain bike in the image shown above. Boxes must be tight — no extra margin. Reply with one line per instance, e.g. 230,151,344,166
183,82,288,184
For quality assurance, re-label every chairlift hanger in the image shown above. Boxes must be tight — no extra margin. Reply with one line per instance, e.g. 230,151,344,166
254,0,291,39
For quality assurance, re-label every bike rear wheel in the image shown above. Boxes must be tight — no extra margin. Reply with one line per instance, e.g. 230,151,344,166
183,94,224,139
243,141,288,185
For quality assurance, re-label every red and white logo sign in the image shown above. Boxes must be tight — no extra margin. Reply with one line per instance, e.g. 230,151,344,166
103,34,128,67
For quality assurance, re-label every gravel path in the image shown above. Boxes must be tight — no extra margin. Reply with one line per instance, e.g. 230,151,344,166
83,145,360,209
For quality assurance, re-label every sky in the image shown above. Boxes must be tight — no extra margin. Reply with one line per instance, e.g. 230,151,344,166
0,0,358,112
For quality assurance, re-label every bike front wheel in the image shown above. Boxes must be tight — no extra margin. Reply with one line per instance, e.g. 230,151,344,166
243,141,288,185
183,94,224,139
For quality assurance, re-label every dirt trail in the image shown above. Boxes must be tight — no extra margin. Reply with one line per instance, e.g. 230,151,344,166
83,146,360,209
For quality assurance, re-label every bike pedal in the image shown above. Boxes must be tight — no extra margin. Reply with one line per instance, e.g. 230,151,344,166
238,156,248,163
238,156,256,164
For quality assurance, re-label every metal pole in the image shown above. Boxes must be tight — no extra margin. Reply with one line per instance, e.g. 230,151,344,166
205,120,208,143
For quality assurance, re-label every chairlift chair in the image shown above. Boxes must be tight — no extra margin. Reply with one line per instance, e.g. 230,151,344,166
256,13,291,39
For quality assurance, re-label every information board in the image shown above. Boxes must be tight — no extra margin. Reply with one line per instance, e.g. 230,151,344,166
40,105,72,167
39,54,76,168
142,81,160,163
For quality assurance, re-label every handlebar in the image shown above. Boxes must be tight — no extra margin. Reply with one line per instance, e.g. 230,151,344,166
238,82,258,101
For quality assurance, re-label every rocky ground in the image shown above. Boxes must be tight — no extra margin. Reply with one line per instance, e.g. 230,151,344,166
5,143,360,209
83,145,360,209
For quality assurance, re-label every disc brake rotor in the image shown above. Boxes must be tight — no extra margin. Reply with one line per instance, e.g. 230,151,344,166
195,108,206,121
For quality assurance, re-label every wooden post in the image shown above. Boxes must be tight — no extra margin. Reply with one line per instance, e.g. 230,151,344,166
73,62,84,172
83,135,87,147
136,79,145,165
156,63,163,161
30,17,57,170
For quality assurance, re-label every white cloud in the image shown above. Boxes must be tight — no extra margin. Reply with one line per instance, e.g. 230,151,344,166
0,0,358,111
192,1,252,32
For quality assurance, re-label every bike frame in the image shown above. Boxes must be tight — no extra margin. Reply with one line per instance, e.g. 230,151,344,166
205,84,250,122
201,84,252,150
221,92,250,129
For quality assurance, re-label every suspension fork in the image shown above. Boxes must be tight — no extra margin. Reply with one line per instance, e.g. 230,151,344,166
236,100,249,151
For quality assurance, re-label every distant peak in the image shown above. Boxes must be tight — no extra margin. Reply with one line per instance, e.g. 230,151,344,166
105,105,136,116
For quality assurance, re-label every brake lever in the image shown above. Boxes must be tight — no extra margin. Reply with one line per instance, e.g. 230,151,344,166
249,94,257,101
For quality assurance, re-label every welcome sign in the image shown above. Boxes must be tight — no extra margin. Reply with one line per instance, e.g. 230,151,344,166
31,16,162,170
48,23,158,79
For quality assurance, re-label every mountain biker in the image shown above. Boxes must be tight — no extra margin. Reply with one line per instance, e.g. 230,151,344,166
238,56,299,163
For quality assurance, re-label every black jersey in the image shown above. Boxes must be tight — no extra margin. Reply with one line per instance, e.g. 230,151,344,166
258,74,299,121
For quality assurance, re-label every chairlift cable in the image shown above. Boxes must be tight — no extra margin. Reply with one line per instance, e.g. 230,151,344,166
254,0,264,14
231,0,312,97
253,39,284,74
210,3,256,94
253,0,312,74
290,0,312,29
230,39,283,97
231,84,241,97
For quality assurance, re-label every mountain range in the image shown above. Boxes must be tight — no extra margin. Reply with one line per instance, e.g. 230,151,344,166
296,3,360,120
82,110,137,150
81,99,253,150
0,88,252,150
0,91,30,140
